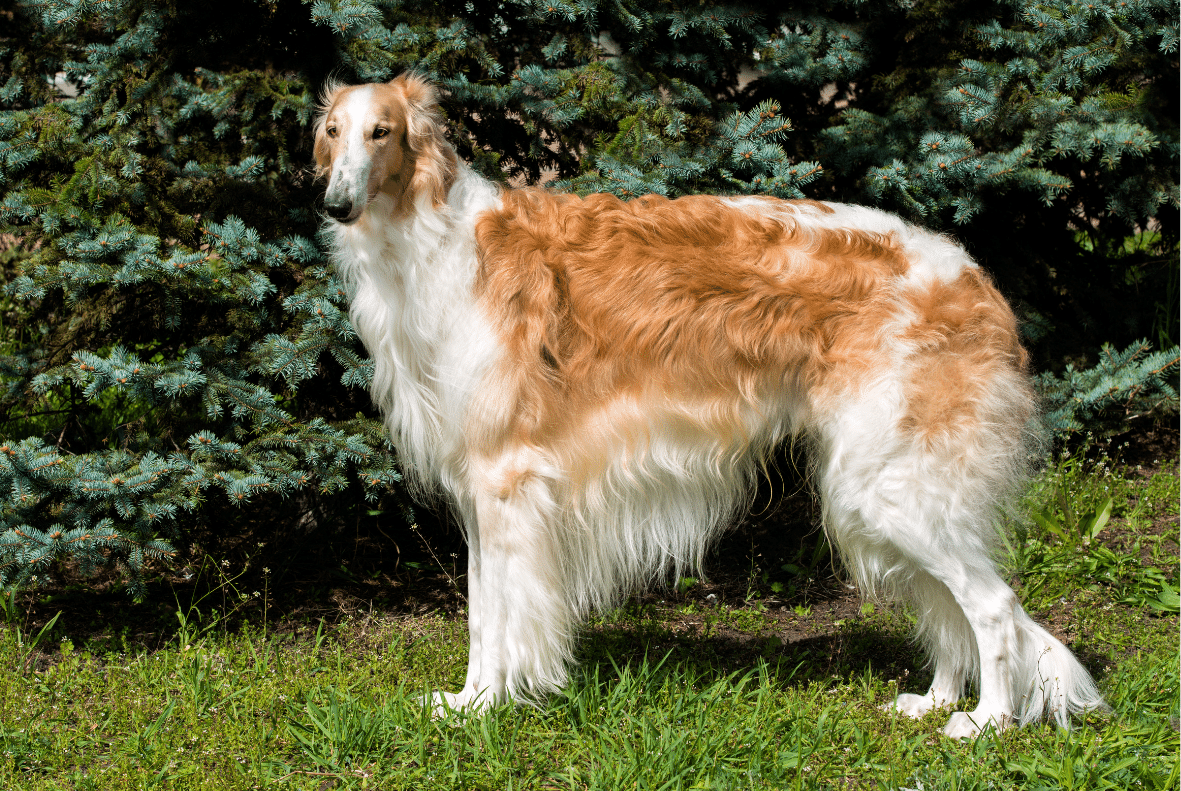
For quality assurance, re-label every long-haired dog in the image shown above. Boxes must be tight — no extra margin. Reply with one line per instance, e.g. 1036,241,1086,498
314,74,1104,738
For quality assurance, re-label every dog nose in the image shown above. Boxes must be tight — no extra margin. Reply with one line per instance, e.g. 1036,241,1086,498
323,199,355,222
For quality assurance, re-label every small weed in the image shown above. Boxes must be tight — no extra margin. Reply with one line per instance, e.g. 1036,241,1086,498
723,602,772,634
763,530,832,602
0,589,17,625
14,611,60,673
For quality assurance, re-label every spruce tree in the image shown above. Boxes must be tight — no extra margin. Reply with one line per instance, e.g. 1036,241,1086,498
0,0,1176,594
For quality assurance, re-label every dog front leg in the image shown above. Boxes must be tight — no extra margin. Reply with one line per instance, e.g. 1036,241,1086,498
423,524,486,716
430,458,574,714
460,523,484,699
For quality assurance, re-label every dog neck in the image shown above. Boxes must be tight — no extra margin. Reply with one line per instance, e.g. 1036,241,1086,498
326,159,501,492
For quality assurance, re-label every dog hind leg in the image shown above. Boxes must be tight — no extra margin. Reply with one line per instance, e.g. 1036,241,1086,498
903,547,1102,737
889,568,974,718
889,453,1103,734
823,494,985,727
817,388,1101,736
915,556,1022,737
828,469,1026,736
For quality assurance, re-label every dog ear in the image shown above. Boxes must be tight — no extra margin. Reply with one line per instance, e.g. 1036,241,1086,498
313,80,346,180
393,74,456,210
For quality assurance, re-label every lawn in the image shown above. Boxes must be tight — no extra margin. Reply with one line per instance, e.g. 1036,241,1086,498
1,433,1177,790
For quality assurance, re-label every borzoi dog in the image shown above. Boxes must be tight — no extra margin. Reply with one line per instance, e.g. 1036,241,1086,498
314,73,1104,737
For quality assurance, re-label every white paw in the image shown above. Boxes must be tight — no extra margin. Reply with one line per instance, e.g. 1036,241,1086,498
943,710,1012,739
885,692,937,719
420,689,495,719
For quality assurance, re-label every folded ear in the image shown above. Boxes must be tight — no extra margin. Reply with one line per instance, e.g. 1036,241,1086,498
392,73,456,210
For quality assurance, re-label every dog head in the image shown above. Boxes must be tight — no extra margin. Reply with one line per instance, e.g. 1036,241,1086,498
314,74,455,224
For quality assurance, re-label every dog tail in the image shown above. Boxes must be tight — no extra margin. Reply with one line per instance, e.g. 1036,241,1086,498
1013,608,1107,727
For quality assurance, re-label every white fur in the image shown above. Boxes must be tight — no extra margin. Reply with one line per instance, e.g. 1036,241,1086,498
321,85,1105,738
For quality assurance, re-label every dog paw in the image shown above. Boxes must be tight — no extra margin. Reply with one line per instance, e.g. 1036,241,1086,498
420,689,496,719
943,710,1012,739
884,692,937,719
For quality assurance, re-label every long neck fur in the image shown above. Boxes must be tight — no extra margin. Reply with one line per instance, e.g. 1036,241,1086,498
327,162,500,495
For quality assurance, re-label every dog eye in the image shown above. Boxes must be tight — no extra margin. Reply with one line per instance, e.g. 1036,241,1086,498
326,126,338,138
372,127,389,140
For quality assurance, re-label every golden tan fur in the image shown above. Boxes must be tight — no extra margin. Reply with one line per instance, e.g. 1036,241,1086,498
468,188,1018,468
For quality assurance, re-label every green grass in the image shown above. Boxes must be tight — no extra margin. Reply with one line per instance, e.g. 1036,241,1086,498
1,451,1177,790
